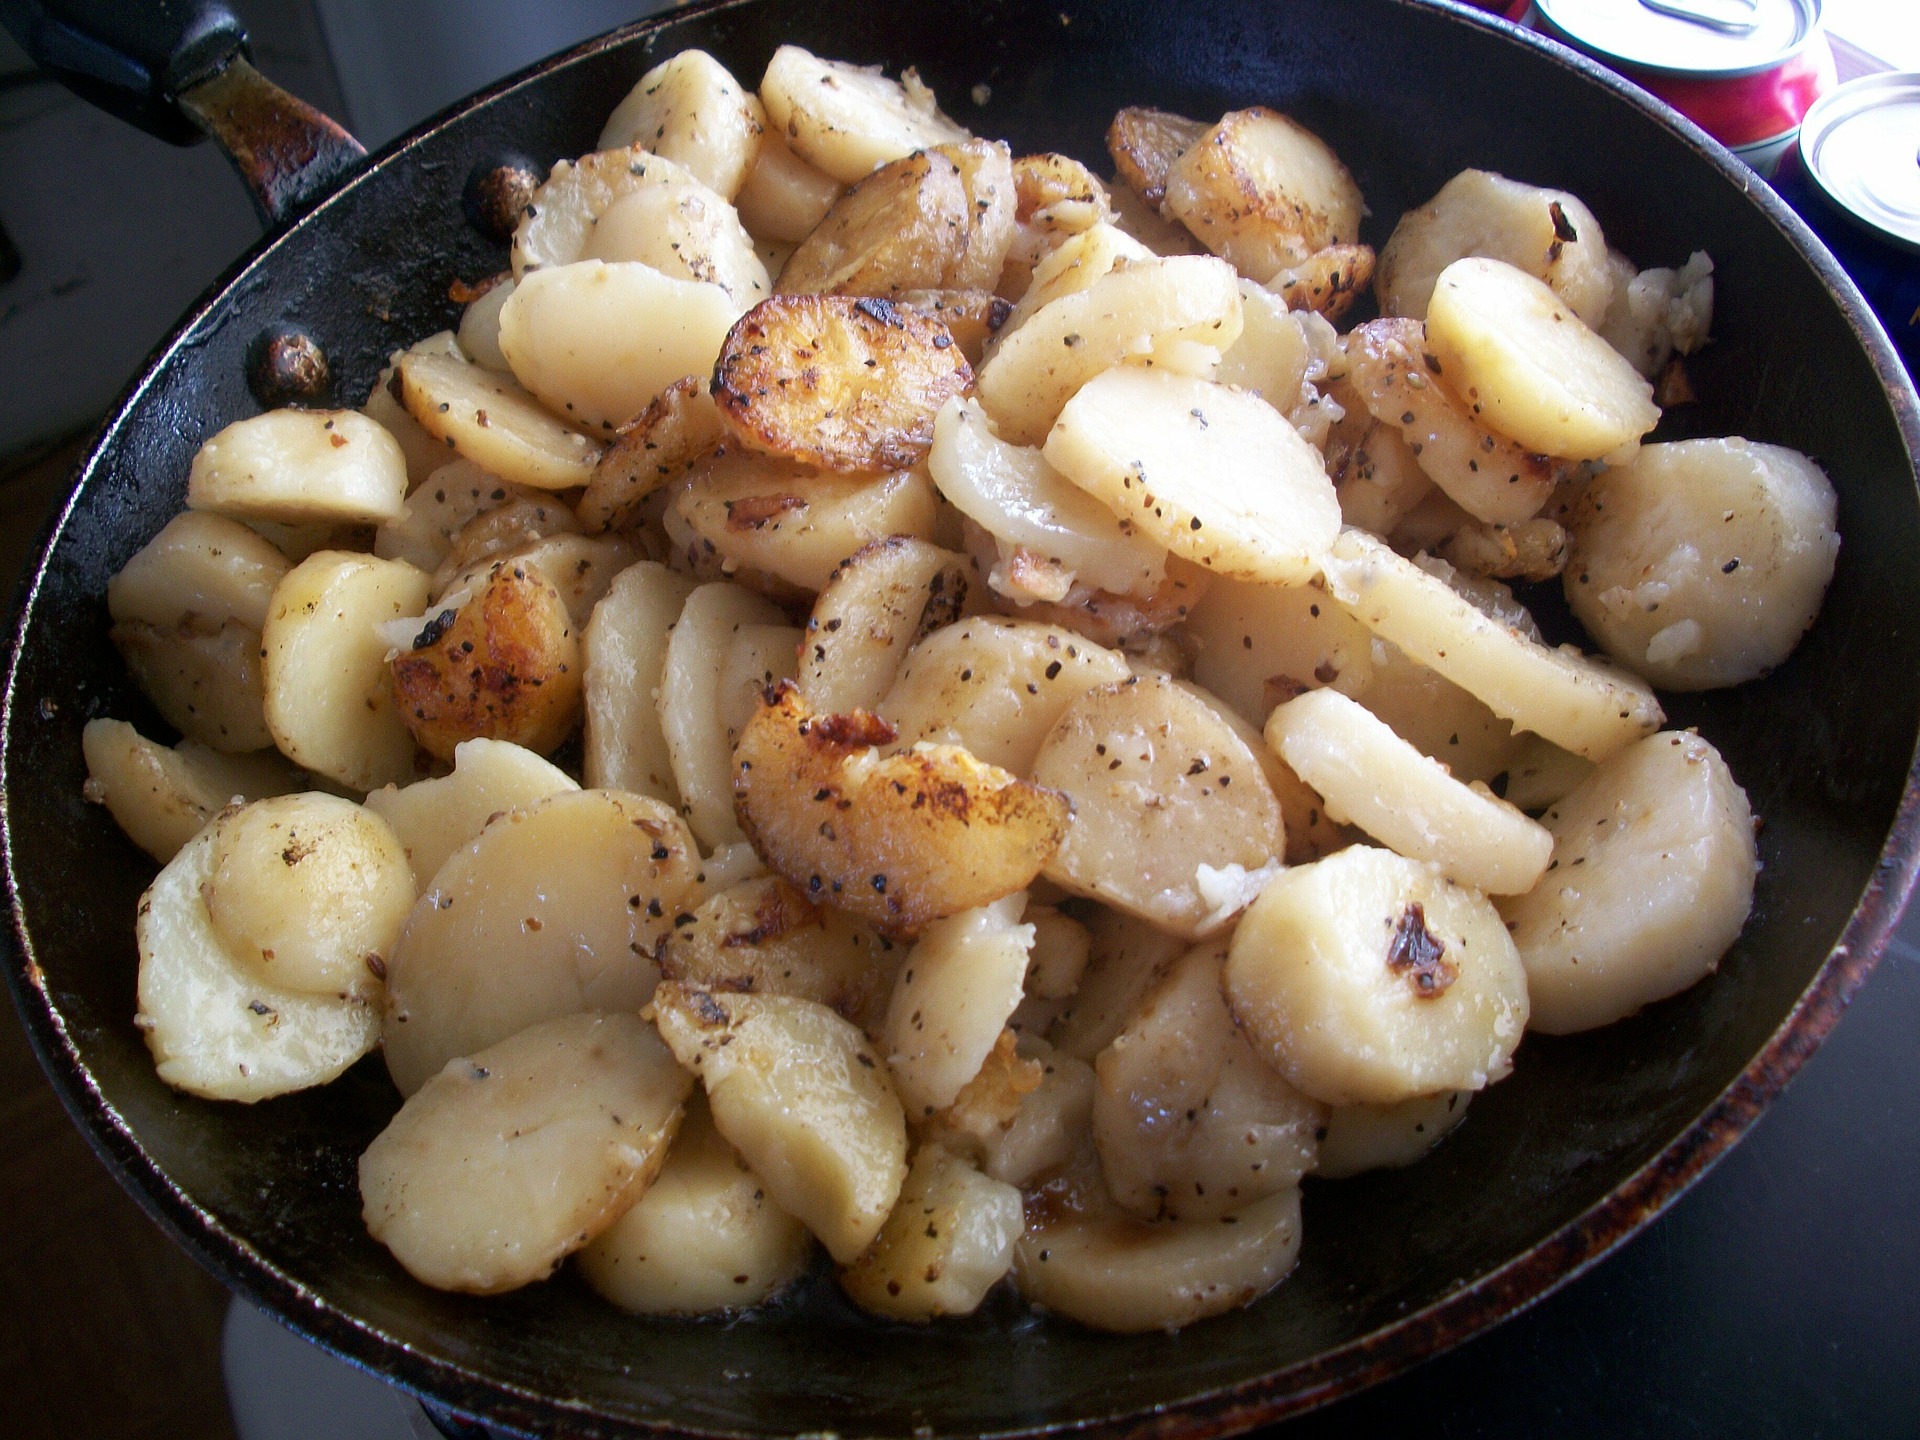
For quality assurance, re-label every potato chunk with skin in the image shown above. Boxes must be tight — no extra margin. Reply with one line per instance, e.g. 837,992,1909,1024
1323,529,1662,762
577,1095,812,1315
1426,257,1659,462
777,148,970,298
1500,731,1757,1035
361,1012,691,1294
387,559,582,763
651,983,909,1263
136,824,380,1101
1225,845,1530,1106
1316,1090,1472,1180
1267,688,1552,895
108,511,290,634
713,296,974,473
262,551,431,789
597,51,766,199
734,126,844,243
204,794,413,998
364,738,578,889
1564,438,1840,690
1032,674,1285,939
884,894,1034,1116
879,617,1131,776
800,536,975,713
1045,368,1341,587
395,349,605,492
382,790,699,1096
1095,941,1324,1222
113,618,274,753
1376,169,1613,326
583,562,697,802
186,409,407,528
840,1143,1024,1321
83,720,298,863
577,378,725,535
1161,108,1365,280
1106,106,1207,210
758,47,969,186
733,682,1072,937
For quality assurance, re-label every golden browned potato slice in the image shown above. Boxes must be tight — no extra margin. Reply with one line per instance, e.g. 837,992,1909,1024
891,289,1012,367
800,536,976,713
758,46,969,186
186,410,408,528
395,348,605,491
468,532,639,631
112,619,275,754
839,1142,1025,1321
779,148,969,296
1013,153,1114,238
1268,243,1376,322
1106,106,1207,208
361,1011,691,1294
735,126,845,243
82,719,298,863
713,295,974,473
387,559,582,762
576,377,725,534
597,50,767,199
733,682,1071,937
1161,107,1365,281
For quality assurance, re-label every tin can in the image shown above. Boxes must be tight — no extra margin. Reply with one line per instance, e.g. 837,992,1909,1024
1527,0,1836,175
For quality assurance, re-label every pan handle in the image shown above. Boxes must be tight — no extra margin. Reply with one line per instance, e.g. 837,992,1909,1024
0,0,366,228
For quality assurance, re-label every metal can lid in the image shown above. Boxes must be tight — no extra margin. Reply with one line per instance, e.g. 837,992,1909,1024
1535,0,1821,78
1798,72,1920,255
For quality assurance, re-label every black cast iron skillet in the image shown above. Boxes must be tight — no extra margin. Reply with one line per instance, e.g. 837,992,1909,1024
5,1,1920,1436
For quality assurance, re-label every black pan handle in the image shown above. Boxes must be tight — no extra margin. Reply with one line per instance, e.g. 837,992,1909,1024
0,0,365,228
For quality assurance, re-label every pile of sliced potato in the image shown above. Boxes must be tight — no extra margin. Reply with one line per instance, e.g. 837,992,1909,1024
87,40,1834,1337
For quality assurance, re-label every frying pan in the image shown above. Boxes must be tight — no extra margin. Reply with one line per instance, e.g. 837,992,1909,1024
4,0,1919,1436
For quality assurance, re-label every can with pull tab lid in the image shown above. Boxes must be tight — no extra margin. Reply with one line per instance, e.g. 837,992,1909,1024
1528,0,1836,175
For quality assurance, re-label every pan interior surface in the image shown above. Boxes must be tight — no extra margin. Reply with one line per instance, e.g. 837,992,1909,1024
5,0,1918,1435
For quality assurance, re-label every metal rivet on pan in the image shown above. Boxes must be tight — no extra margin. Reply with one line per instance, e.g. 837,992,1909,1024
246,326,333,409
463,155,542,244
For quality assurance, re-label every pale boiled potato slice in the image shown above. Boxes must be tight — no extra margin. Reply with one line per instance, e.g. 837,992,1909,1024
395,349,605,491
136,824,379,1101
427,491,584,597
1225,845,1529,1106
261,551,430,790
660,580,787,848
577,1094,811,1314
1267,688,1551,895
992,222,1153,345
1106,183,1205,257
1025,906,1091,998
499,261,741,433
884,894,1034,1116
976,254,1243,445
1185,574,1374,728
583,561,697,802
1033,674,1284,938
674,454,939,593
186,409,406,527
976,1041,1096,1186
382,789,700,1095
456,277,514,373
1501,731,1756,1034
1048,906,1188,1062
1327,413,1435,537
928,399,1166,595
108,511,290,633
1044,369,1340,586
733,125,844,243
1214,281,1315,410
1347,636,1518,787
1376,169,1613,325
112,619,274,753
1564,438,1840,690
716,622,803,746
363,737,578,889
598,50,767,198
652,983,908,1263
480,532,639,630
362,364,448,490
374,463,534,574
840,1143,1024,1320
578,176,769,307
1499,732,1594,813
1014,1150,1303,1333
82,720,297,863
757,46,969,186
1161,107,1364,280
1094,941,1324,1222
1426,257,1659,461
203,793,412,997
800,536,976,714
1316,1090,1472,1180
879,617,1132,776
1322,529,1662,762
360,1011,691,1294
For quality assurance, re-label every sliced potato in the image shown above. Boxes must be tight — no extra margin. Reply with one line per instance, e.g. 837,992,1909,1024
884,894,1034,1116
382,789,699,1095
1185,573,1375,727
839,1142,1024,1320
1268,243,1375,322
1316,1090,1472,1180
892,289,1012,367
1107,182,1206,257
395,348,605,491
1225,845,1530,1106
112,619,274,753
800,536,975,713
455,275,515,373
715,621,803,745
1326,409,1436,537
361,1011,691,1294
375,463,535,575
1049,905,1188,1061
1213,281,1314,411
136,823,379,1101
473,532,639,630
363,737,578,889
1043,368,1340,585
1012,153,1113,239
582,561,697,802
82,719,297,863
939,140,1018,291
576,377,725,535
1438,515,1570,584
108,511,290,634
1425,257,1659,461
186,409,407,527
1106,106,1207,209
577,1094,812,1314
1345,635,1519,787
427,491,583,597
969,1040,1096,1187
651,983,909,1263
733,682,1071,937
994,223,1155,347
777,147,970,297
362,363,450,490
1323,529,1662,762
734,125,844,243
758,46,969,186
597,50,767,198
1500,731,1757,1034
575,165,768,307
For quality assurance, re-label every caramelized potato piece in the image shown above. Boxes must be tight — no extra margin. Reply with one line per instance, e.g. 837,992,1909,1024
1012,153,1114,237
892,289,1012,367
597,50,767,198
800,536,976,713
939,140,1019,290
839,1143,1024,1320
186,409,407,528
582,561,697,802
758,46,969,186
395,348,605,491
733,682,1071,937
883,894,1035,1115
1268,242,1375,322
361,1012,691,1293
576,377,725,535
778,148,969,297
1106,106,1207,209
363,737,578,889
82,720,297,863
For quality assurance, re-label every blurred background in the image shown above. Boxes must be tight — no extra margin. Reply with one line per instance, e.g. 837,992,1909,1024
1,2,1918,1437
